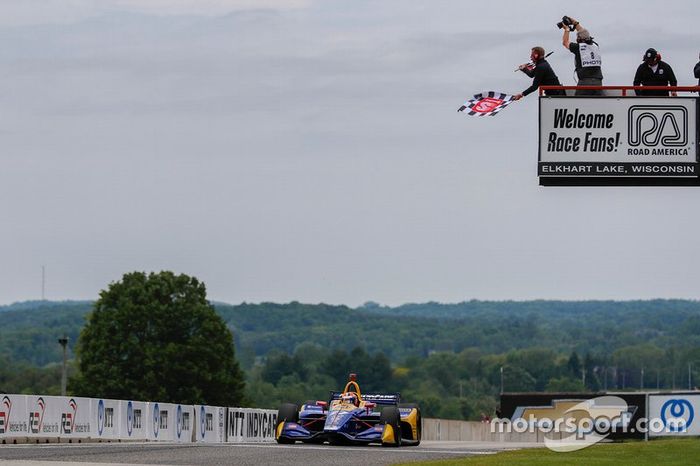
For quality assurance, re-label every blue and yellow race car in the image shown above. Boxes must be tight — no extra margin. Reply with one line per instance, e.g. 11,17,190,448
275,374,421,447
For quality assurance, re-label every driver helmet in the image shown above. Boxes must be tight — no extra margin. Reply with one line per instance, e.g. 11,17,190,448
341,392,359,406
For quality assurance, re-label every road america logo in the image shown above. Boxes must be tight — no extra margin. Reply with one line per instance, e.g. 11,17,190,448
628,105,688,147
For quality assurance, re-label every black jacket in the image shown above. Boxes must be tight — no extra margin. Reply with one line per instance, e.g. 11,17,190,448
633,61,677,96
695,61,700,86
521,59,563,96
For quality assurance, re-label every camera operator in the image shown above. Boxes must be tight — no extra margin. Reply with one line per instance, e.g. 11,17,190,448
560,16,603,95
513,47,564,100
633,48,677,96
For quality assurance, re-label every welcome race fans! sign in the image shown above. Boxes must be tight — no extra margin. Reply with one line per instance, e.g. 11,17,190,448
539,97,698,178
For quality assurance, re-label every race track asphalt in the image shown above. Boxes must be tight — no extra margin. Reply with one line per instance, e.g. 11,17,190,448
0,441,537,466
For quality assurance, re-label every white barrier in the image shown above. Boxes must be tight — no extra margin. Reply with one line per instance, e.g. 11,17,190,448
147,402,193,443
648,394,700,437
92,399,120,440
24,395,92,440
119,400,148,440
226,408,277,443
195,405,225,443
1,394,29,438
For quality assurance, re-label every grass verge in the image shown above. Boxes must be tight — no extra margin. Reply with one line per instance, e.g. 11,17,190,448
394,438,700,465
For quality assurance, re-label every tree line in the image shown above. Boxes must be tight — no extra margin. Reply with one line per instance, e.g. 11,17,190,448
2,277,700,420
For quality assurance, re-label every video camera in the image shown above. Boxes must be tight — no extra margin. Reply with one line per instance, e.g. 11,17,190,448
556,16,575,31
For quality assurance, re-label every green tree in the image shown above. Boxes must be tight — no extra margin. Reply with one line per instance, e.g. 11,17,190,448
70,271,245,406
546,376,586,392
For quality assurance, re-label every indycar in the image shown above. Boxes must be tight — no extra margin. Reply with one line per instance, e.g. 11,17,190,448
275,374,421,447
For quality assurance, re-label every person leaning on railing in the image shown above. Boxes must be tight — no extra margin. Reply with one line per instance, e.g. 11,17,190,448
561,17,603,96
633,48,678,96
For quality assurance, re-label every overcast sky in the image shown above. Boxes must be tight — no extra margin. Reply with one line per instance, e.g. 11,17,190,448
1,0,699,307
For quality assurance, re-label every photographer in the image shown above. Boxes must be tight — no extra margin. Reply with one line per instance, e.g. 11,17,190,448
633,48,677,96
560,16,603,95
513,47,564,100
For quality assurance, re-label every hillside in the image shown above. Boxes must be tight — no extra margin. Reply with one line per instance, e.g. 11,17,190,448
2,299,700,368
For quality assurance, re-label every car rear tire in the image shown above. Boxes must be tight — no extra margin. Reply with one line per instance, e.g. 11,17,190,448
380,406,402,447
276,403,299,444
399,403,421,446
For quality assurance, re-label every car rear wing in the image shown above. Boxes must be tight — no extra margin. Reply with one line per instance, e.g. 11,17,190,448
329,392,401,405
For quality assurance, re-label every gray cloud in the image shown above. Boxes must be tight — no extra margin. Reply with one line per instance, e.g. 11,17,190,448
1,0,699,306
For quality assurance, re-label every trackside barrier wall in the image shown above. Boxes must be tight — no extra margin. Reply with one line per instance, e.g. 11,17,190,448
226,408,278,443
147,402,193,443
195,405,225,443
92,398,120,440
648,393,700,437
25,395,92,440
119,400,147,440
422,419,541,443
0,394,29,438
4,394,545,444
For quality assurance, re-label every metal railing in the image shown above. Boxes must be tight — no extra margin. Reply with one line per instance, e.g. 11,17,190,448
539,85,700,96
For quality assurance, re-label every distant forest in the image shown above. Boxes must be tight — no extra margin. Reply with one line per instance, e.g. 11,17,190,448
2,299,700,420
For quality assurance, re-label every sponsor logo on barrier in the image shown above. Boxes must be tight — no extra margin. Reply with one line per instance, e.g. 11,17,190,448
127,401,133,436
152,403,160,438
660,399,694,432
61,399,77,434
97,400,105,436
176,405,182,439
495,395,700,452
628,106,688,148
61,398,89,434
29,397,46,434
200,406,206,439
0,396,10,434
495,396,636,452
227,410,277,440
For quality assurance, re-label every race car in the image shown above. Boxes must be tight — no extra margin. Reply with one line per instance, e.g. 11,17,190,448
275,373,421,447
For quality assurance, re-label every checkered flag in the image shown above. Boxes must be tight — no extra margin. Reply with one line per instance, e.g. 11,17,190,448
457,91,516,117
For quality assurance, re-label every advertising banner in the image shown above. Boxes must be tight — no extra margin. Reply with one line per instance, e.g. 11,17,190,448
195,405,225,443
25,396,92,439
226,408,277,443
539,97,698,177
91,398,120,440
500,392,647,440
147,402,193,442
648,394,700,437
119,400,147,440
0,394,29,439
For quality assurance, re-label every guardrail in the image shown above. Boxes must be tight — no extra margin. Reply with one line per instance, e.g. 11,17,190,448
538,85,700,96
